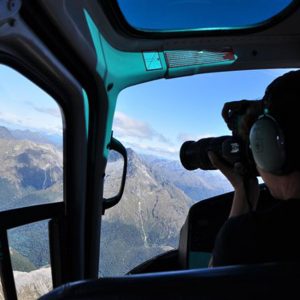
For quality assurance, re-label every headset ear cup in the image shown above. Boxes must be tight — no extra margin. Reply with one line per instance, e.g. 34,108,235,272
249,115,286,174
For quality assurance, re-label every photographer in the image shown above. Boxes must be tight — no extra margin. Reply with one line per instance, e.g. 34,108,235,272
209,70,300,267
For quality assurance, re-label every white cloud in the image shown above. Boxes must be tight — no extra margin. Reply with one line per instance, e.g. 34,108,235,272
112,111,178,159
124,141,178,159
33,106,61,118
113,111,171,144
0,111,62,135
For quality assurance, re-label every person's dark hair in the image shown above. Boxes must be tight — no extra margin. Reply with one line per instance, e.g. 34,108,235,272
263,70,300,171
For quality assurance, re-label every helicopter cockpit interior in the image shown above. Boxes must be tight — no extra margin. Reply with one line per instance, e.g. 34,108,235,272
1,0,300,299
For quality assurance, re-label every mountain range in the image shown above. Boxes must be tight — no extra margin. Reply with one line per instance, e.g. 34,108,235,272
101,148,231,275
0,125,62,148
0,125,231,296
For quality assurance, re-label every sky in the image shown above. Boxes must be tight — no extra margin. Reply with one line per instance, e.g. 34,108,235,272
114,68,294,159
0,65,62,136
117,0,293,30
0,65,295,161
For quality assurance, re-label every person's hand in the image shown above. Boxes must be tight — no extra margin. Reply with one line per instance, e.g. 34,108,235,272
208,151,244,190
208,151,260,217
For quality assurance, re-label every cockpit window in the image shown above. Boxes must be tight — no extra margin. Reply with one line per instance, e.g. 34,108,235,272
99,68,294,277
0,65,63,298
117,0,295,32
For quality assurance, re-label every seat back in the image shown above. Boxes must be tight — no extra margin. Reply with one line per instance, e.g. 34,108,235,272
40,263,300,300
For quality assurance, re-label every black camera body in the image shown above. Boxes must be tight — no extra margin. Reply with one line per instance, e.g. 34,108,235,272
180,100,260,173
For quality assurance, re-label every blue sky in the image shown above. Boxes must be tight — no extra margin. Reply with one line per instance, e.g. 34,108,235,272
117,0,293,30
0,65,295,160
0,65,62,135
114,69,294,159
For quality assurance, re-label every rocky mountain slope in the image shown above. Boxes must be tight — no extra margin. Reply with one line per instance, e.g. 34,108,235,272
0,131,63,211
100,148,231,276
0,267,52,300
141,154,232,201
0,126,231,296
101,149,194,275
0,128,61,299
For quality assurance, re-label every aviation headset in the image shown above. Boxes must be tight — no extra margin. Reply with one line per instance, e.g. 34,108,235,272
248,70,300,175
249,108,287,175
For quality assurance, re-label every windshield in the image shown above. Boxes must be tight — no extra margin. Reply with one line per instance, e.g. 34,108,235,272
100,68,294,276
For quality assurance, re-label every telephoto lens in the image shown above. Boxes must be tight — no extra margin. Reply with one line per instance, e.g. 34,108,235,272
180,136,245,171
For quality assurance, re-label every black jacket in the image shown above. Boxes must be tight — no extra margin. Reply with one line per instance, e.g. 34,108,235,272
213,199,300,266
